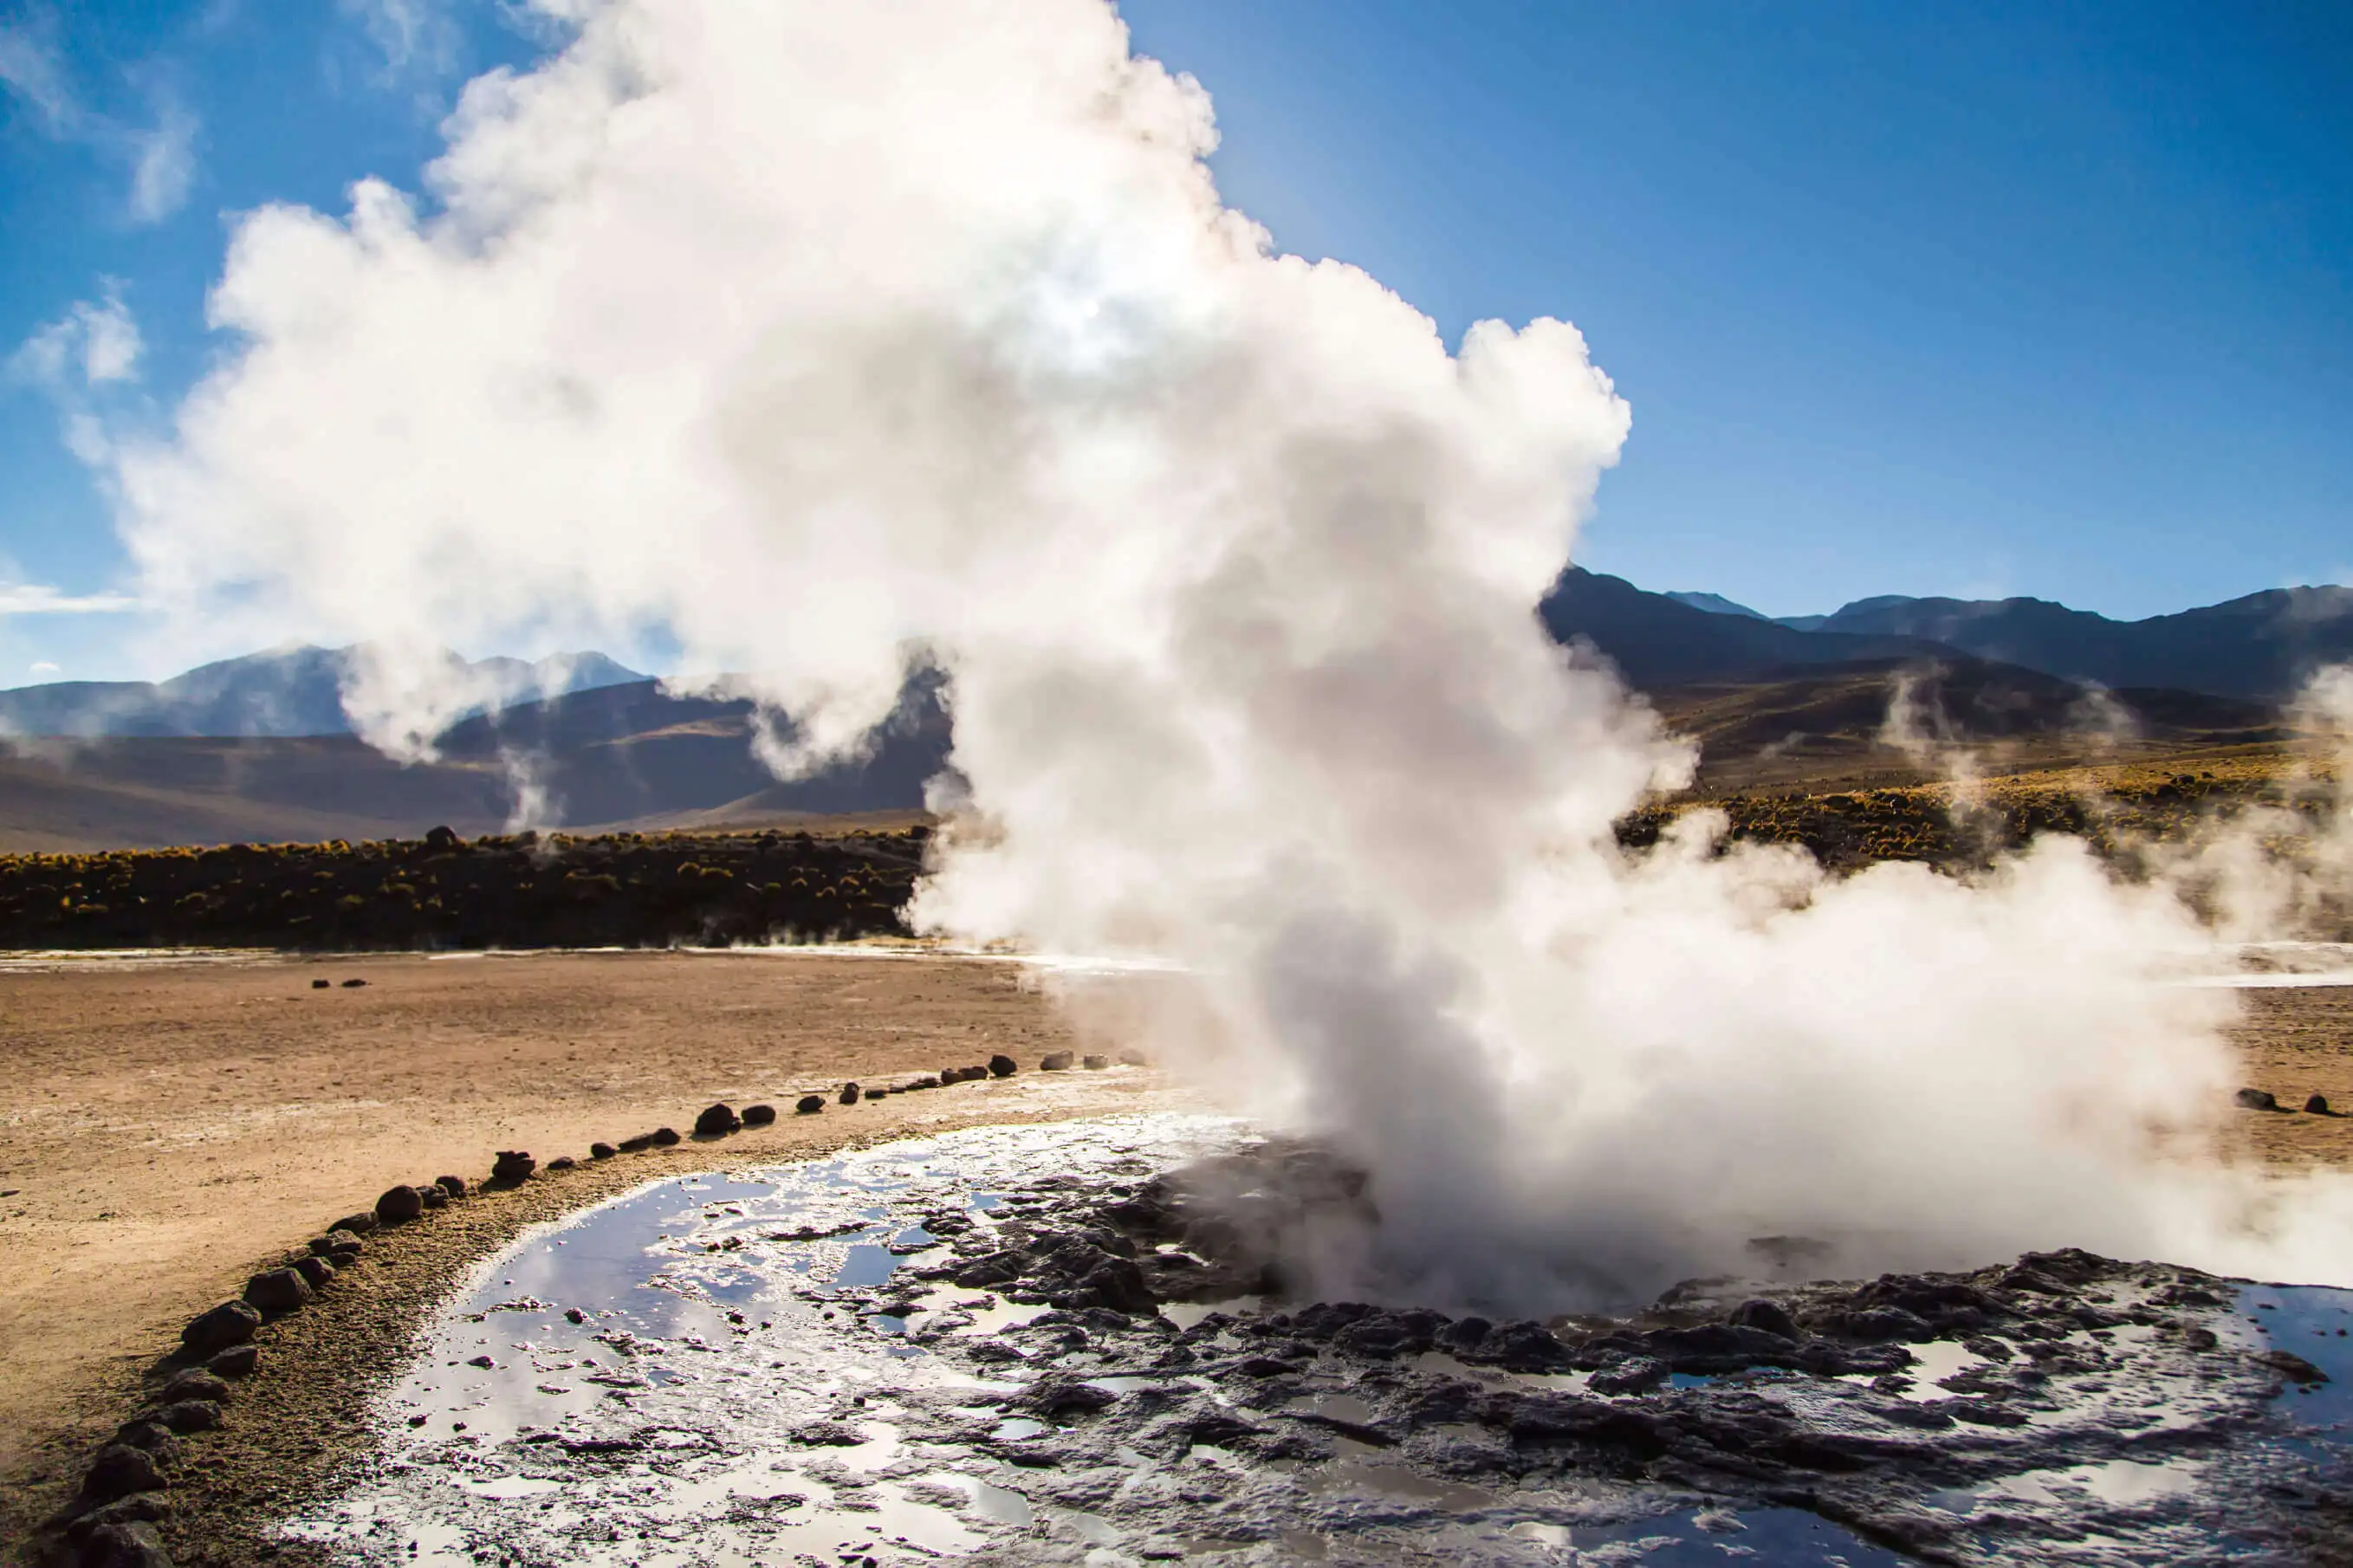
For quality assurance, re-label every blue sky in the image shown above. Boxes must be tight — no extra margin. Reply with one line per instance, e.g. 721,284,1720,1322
2,0,2347,683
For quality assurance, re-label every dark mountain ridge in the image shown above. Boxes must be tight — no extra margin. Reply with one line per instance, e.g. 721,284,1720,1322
0,645,644,739
1790,586,2353,700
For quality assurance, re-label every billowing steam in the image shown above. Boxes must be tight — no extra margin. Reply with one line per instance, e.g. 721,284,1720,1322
83,0,2353,1307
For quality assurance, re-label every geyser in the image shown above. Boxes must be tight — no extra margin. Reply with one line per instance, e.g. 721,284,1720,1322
77,0,2353,1304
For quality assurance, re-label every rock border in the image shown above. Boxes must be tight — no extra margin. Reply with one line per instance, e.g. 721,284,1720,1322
20,1052,1154,1568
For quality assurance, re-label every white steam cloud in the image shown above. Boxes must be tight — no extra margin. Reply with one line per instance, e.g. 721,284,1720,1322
86,0,2353,1307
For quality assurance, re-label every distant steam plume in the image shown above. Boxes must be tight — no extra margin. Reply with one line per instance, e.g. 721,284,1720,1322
86,0,2353,1307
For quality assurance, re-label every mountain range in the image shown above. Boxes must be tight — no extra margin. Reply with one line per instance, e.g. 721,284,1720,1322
1649,579,2353,700
0,572,2338,850
0,645,645,740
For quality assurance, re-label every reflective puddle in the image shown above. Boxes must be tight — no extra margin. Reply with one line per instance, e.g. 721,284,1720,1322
281,1116,2352,1565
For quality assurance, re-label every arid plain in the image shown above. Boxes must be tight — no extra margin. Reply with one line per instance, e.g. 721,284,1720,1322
0,948,1194,1550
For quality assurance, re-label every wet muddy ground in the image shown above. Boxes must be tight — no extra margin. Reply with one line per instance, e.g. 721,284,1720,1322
277,1117,2353,1566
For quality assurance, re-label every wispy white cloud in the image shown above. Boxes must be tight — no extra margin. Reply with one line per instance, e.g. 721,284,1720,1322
0,20,200,224
0,21,79,133
10,288,144,389
339,0,462,83
126,92,198,224
0,584,143,616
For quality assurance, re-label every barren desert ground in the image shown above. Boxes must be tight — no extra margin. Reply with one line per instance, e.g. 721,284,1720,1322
0,949,1196,1539
0,950,2347,1552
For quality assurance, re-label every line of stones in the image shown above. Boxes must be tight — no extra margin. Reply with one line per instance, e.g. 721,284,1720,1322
42,1046,1131,1568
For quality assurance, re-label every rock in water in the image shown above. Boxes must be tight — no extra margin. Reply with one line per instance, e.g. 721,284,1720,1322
243,1267,312,1315
742,1103,776,1125
839,1083,863,1105
1040,1051,1075,1071
492,1150,537,1182
375,1185,425,1224
989,1054,1017,1078
2236,1087,2280,1111
1729,1298,1800,1340
180,1300,261,1357
695,1103,742,1137
796,1095,826,1115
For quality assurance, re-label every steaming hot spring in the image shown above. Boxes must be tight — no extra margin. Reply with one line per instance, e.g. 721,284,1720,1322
63,0,2353,1560
279,1110,2353,1567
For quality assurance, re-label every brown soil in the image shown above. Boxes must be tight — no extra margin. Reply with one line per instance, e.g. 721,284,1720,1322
0,948,1183,1558
2228,985,2353,1163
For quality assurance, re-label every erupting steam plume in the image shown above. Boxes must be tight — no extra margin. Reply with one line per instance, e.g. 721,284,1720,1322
85,0,2353,1306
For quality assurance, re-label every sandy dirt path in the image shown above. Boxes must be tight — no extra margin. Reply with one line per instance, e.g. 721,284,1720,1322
0,947,1183,1544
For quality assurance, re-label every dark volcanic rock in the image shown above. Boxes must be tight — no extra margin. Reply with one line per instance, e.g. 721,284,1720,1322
159,1369,230,1405
81,1444,167,1503
78,1519,173,1568
180,1300,261,1357
374,1184,425,1224
289,1255,334,1289
618,1134,656,1152
695,1103,742,1137
1588,1356,1669,1395
1330,1308,1447,1360
2236,1087,2280,1111
796,1096,826,1115
417,1182,447,1209
146,1400,223,1435
742,1103,776,1125
310,978,330,989
492,1150,537,1182
1039,1051,1075,1071
1729,1297,1800,1340
109,1421,181,1456
330,1211,379,1236
1021,1377,1121,1416
63,1492,171,1541
2307,1094,2334,1115
590,1143,618,1159
205,1344,259,1378
547,1157,575,1170
435,1175,468,1197
839,1083,863,1105
651,1128,681,1147
989,1054,1016,1077
242,1268,312,1315
1082,1054,1110,1070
